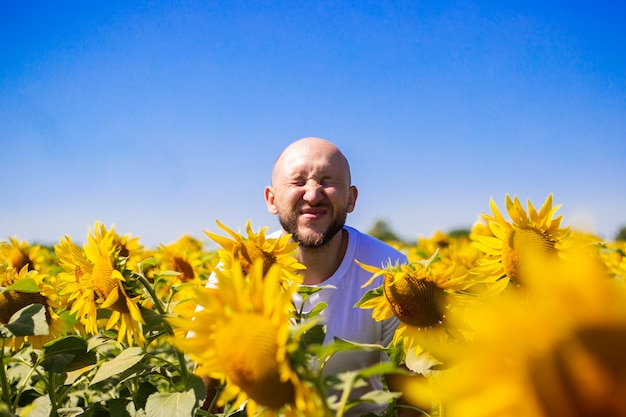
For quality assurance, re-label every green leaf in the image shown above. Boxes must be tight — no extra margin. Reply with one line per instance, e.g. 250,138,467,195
64,362,97,385
138,257,160,270
54,407,83,417
41,335,97,375
0,304,49,337
384,339,406,367
356,361,401,379
354,287,384,307
134,382,159,410
298,284,335,301
359,389,401,404
90,347,145,385
144,388,200,417
186,373,209,400
300,323,326,348
87,334,114,351
17,395,51,417
43,335,88,357
153,270,184,278
108,398,132,417
140,306,166,335
303,301,327,320
312,337,386,361
2,278,40,293
417,249,440,268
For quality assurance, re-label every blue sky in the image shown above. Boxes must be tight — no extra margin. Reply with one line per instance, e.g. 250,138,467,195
2,1,625,247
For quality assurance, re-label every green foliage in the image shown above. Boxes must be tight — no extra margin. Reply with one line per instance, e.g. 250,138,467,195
367,220,403,243
0,304,49,338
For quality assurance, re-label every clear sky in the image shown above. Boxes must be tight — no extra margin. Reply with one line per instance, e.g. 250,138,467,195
2,1,625,248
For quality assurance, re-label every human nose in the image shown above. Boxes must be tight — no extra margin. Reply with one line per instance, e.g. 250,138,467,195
302,179,323,203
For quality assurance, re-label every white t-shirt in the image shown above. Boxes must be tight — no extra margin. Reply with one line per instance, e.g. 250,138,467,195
293,226,407,416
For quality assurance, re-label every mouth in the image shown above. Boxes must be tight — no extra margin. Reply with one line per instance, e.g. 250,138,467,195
299,206,328,220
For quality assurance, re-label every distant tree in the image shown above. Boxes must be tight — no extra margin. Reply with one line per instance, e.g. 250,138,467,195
616,225,626,242
368,219,402,242
447,228,471,238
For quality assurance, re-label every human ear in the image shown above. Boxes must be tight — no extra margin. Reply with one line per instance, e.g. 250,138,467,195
347,185,358,213
264,186,279,214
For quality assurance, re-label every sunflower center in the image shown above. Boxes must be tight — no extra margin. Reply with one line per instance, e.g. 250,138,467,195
502,227,557,285
93,257,129,313
215,313,295,408
172,256,195,281
529,324,626,417
10,247,33,271
0,291,49,324
384,274,446,328
235,242,277,276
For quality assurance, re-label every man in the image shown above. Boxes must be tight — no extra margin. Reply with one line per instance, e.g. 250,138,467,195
264,137,415,416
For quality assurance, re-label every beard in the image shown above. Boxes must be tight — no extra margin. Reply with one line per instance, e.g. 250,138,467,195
278,205,347,249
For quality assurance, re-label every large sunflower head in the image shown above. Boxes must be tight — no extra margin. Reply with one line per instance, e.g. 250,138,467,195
203,219,305,283
170,259,326,416
357,253,480,367
54,222,145,346
413,241,626,417
471,194,572,286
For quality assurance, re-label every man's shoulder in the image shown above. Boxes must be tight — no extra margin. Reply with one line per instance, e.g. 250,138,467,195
345,226,407,263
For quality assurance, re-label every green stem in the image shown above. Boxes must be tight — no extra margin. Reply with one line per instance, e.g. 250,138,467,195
334,372,357,417
12,356,39,410
0,339,13,411
136,273,190,382
47,371,59,417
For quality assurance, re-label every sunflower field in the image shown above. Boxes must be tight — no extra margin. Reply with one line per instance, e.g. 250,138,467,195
1,194,625,417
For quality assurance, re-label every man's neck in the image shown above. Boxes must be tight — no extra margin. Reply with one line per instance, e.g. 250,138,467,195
298,228,349,285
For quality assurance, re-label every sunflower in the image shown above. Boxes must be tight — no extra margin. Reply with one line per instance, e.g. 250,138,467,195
153,235,216,287
54,222,145,346
411,242,626,417
203,219,305,283
409,231,489,280
170,259,326,416
356,253,483,369
150,235,218,339
470,194,571,286
0,237,47,273
0,264,68,350
109,227,144,271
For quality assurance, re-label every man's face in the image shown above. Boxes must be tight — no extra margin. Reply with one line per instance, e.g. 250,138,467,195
265,141,357,248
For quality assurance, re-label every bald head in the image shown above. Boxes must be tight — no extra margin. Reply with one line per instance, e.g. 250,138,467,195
265,137,358,248
271,137,352,186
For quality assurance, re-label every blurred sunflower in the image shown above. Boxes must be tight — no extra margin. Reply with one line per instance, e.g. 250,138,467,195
153,235,216,287
356,254,485,369
204,219,305,283
409,231,487,282
151,235,218,339
0,237,47,273
170,259,326,416
410,243,626,417
471,194,571,286
0,265,67,349
54,222,145,346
